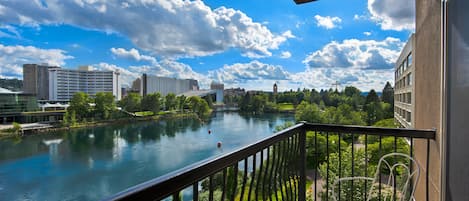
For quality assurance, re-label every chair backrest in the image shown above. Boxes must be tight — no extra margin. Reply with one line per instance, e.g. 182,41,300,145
331,153,420,201
367,153,420,201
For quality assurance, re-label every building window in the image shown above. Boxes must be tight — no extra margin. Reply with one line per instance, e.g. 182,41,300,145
408,73,412,86
407,52,412,67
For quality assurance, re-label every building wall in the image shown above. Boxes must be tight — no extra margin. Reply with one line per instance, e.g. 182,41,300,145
49,68,120,101
414,0,442,200
394,34,415,129
142,75,199,96
23,64,52,100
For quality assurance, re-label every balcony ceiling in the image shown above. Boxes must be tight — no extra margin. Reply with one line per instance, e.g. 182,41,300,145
293,0,318,4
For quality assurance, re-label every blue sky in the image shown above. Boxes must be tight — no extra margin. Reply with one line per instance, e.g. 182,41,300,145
0,0,414,92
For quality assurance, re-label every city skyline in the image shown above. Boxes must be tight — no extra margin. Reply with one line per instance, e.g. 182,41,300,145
0,0,414,91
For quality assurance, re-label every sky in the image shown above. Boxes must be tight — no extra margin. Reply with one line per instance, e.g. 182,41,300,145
0,0,415,92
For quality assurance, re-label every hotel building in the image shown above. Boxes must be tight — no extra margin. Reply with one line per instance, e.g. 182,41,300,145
49,66,121,101
394,34,415,128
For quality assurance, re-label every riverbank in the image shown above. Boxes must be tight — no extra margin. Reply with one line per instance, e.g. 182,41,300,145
0,112,200,139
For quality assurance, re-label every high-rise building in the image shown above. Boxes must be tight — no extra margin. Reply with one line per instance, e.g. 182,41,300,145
394,34,415,128
141,74,199,96
23,64,57,100
49,66,121,101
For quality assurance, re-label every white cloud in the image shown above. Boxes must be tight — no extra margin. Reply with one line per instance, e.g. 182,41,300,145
208,60,290,85
303,37,403,70
0,0,293,58
0,43,73,78
363,31,372,36
280,51,292,59
94,62,140,88
368,0,415,31
314,15,342,29
110,48,157,64
291,67,393,91
0,25,20,38
353,14,367,21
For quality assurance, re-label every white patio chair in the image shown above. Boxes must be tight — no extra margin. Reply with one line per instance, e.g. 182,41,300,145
331,153,420,201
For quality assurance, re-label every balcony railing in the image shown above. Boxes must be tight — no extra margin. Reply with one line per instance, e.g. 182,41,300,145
104,122,435,201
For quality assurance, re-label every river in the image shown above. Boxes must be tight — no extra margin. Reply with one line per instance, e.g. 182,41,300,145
0,112,294,201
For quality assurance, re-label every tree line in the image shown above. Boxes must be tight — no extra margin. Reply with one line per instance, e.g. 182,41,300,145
63,92,212,126
231,82,394,127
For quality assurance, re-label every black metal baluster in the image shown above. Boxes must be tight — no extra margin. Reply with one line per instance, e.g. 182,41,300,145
221,169,227,201
364,134,368,201
292,133,300,201
314,131,318,201
394,136,397,201
282,138,291,200
272,142,281,201
287,136,295,201
278,139,287,201
426,139,430,201
294,133,301,200
193,182,199,201
240,158,248,201
268,144,276,201
326,132,330,201
255,150,264,201
172,191,181,201
262,147,270,201
299,129,307,201
379,135,382,201
338,132,342,201
209,175,214,201
248,154,256,201
409,137,413,199
351,132,354,201
230,164,238,201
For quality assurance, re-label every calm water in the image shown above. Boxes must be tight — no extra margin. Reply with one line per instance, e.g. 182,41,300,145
0,112,294,201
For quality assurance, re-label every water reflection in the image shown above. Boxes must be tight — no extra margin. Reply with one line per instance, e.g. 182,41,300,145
0,112,293,201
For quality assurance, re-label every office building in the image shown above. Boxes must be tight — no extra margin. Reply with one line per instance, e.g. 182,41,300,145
141,74,199,96
23,64,57,100
49,66,121,101
394,34,415,128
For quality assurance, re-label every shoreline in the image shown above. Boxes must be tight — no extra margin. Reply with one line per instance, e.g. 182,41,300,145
0,112,200,139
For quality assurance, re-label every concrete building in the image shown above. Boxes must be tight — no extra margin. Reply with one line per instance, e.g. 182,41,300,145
141,74,199,96
49,66,121,101
210,82,224,104
23,64,58,100
394,34,415,128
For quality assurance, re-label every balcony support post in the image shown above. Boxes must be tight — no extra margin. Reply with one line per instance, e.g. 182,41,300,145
298,127,306,201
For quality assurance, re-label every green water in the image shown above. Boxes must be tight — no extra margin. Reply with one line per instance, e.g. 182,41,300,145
0,112,294,201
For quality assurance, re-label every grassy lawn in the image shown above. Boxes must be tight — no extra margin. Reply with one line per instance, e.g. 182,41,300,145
134,111,154,116
277,103,295,111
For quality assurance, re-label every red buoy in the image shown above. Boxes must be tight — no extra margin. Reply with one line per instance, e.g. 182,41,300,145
217,141,222,148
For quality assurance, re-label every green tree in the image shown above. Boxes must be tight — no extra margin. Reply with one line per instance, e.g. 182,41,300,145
68,92,92,121
141,93,162,114
120,93,141,112
365,89,380,104
165,93,177,110
176,95,186,111
204,94,213,108
188,96,211,118
295,101,321,123
381,82,394,105
364,102,385,125
95,92,116,119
